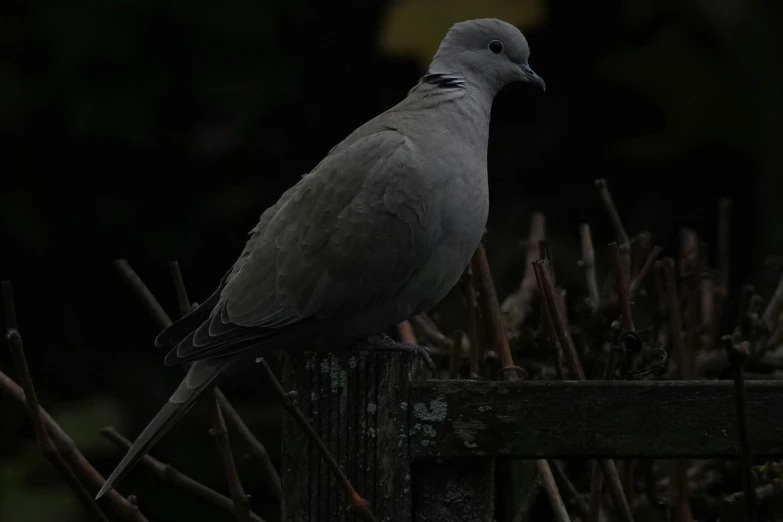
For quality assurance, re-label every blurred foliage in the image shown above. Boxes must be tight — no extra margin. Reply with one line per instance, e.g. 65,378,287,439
0,395,126,522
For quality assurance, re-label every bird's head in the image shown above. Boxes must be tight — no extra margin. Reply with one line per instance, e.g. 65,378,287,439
429,18,545,94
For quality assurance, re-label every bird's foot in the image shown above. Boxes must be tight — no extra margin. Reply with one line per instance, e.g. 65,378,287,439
363,333,435,370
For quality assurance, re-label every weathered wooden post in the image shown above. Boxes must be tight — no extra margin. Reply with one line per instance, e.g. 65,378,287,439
281,350,426,522
280,349,496,522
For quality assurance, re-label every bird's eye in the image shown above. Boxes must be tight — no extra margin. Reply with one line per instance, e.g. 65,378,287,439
488,40,503,54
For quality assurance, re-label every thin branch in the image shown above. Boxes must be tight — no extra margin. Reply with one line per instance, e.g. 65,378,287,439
608,244,638,510
2,282,110,522
113,259,171,329
762,268,783,331
550,460,590,520
537,459,572,522
595,178,631,273
460,265,482,379
663,259,693,522
214,389,282,502
500,212,546,332
630,246,663,299
472,241,522,380
609,243,636,332
0,369,148,521
396,320,417,344
100,427,266,522
257,358,377,522
511,473,542,522
209,393,252,522
587,461,603,522
722,337,757,522
679,228,700,279
534,259,635,522
471,245,568,519
579,223,601,311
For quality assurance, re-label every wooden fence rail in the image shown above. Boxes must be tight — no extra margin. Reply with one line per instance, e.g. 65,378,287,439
281,351,783,522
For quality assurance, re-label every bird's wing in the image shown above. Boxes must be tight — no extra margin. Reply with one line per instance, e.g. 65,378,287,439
166,130,441,364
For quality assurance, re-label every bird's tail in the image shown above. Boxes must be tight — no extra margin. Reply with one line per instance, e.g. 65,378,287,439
95,356,232,499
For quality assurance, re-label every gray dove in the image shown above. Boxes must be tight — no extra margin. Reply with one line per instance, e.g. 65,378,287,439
97,17,544,499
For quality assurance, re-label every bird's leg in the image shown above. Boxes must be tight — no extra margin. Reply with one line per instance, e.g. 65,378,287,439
362,332,435,370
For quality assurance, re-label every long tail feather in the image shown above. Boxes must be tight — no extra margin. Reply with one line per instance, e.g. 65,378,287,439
95,357,231,499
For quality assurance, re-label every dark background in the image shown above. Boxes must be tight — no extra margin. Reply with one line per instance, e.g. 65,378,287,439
2,0,782,520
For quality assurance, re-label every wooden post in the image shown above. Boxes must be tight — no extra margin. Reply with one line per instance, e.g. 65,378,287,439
281,350,429,522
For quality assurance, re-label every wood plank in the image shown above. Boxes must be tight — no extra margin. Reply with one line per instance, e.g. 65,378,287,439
409,380,783,458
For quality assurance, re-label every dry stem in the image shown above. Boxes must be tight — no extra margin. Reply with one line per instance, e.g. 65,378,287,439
472,241,521,380
500,212,546,332
3,281,111,522
100,427,266,522
762,268,783,331
460,264,482,379
579,223,601,312
471,245,569,519
209,393,252,522
533,259,634,522
595,178,631,274
0,369,148,521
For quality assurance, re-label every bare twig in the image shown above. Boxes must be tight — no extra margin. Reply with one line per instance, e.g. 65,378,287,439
550,460,590,520
679,228,700,279
532,260,584,380
257,358,377,522
500,212,546,332
629,246,663,299
662,259,693,522
762,269,783,332
2,282,110,522
511,474,543,522
609,243,635,332
472,245,568,519
214,389,282,501
460,265,482,379
209,393,252,522
587,462,603,522
396,320,417,344
663,259,687,377
579,223,601,312
0,369,148,521
472,241,521,380
533,259,634,522
722,336,757,522
595,178,631,273
100,427,266,522
537,459,572,522
608,244,637,510
114,259,171,329
701,274,717,351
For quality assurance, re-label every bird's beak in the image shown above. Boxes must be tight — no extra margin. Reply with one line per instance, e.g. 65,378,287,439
520,63,546,92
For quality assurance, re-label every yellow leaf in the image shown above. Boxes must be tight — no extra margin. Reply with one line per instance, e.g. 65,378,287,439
378,0,546,68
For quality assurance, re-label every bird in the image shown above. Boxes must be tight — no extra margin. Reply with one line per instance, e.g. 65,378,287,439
96,17,545,500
